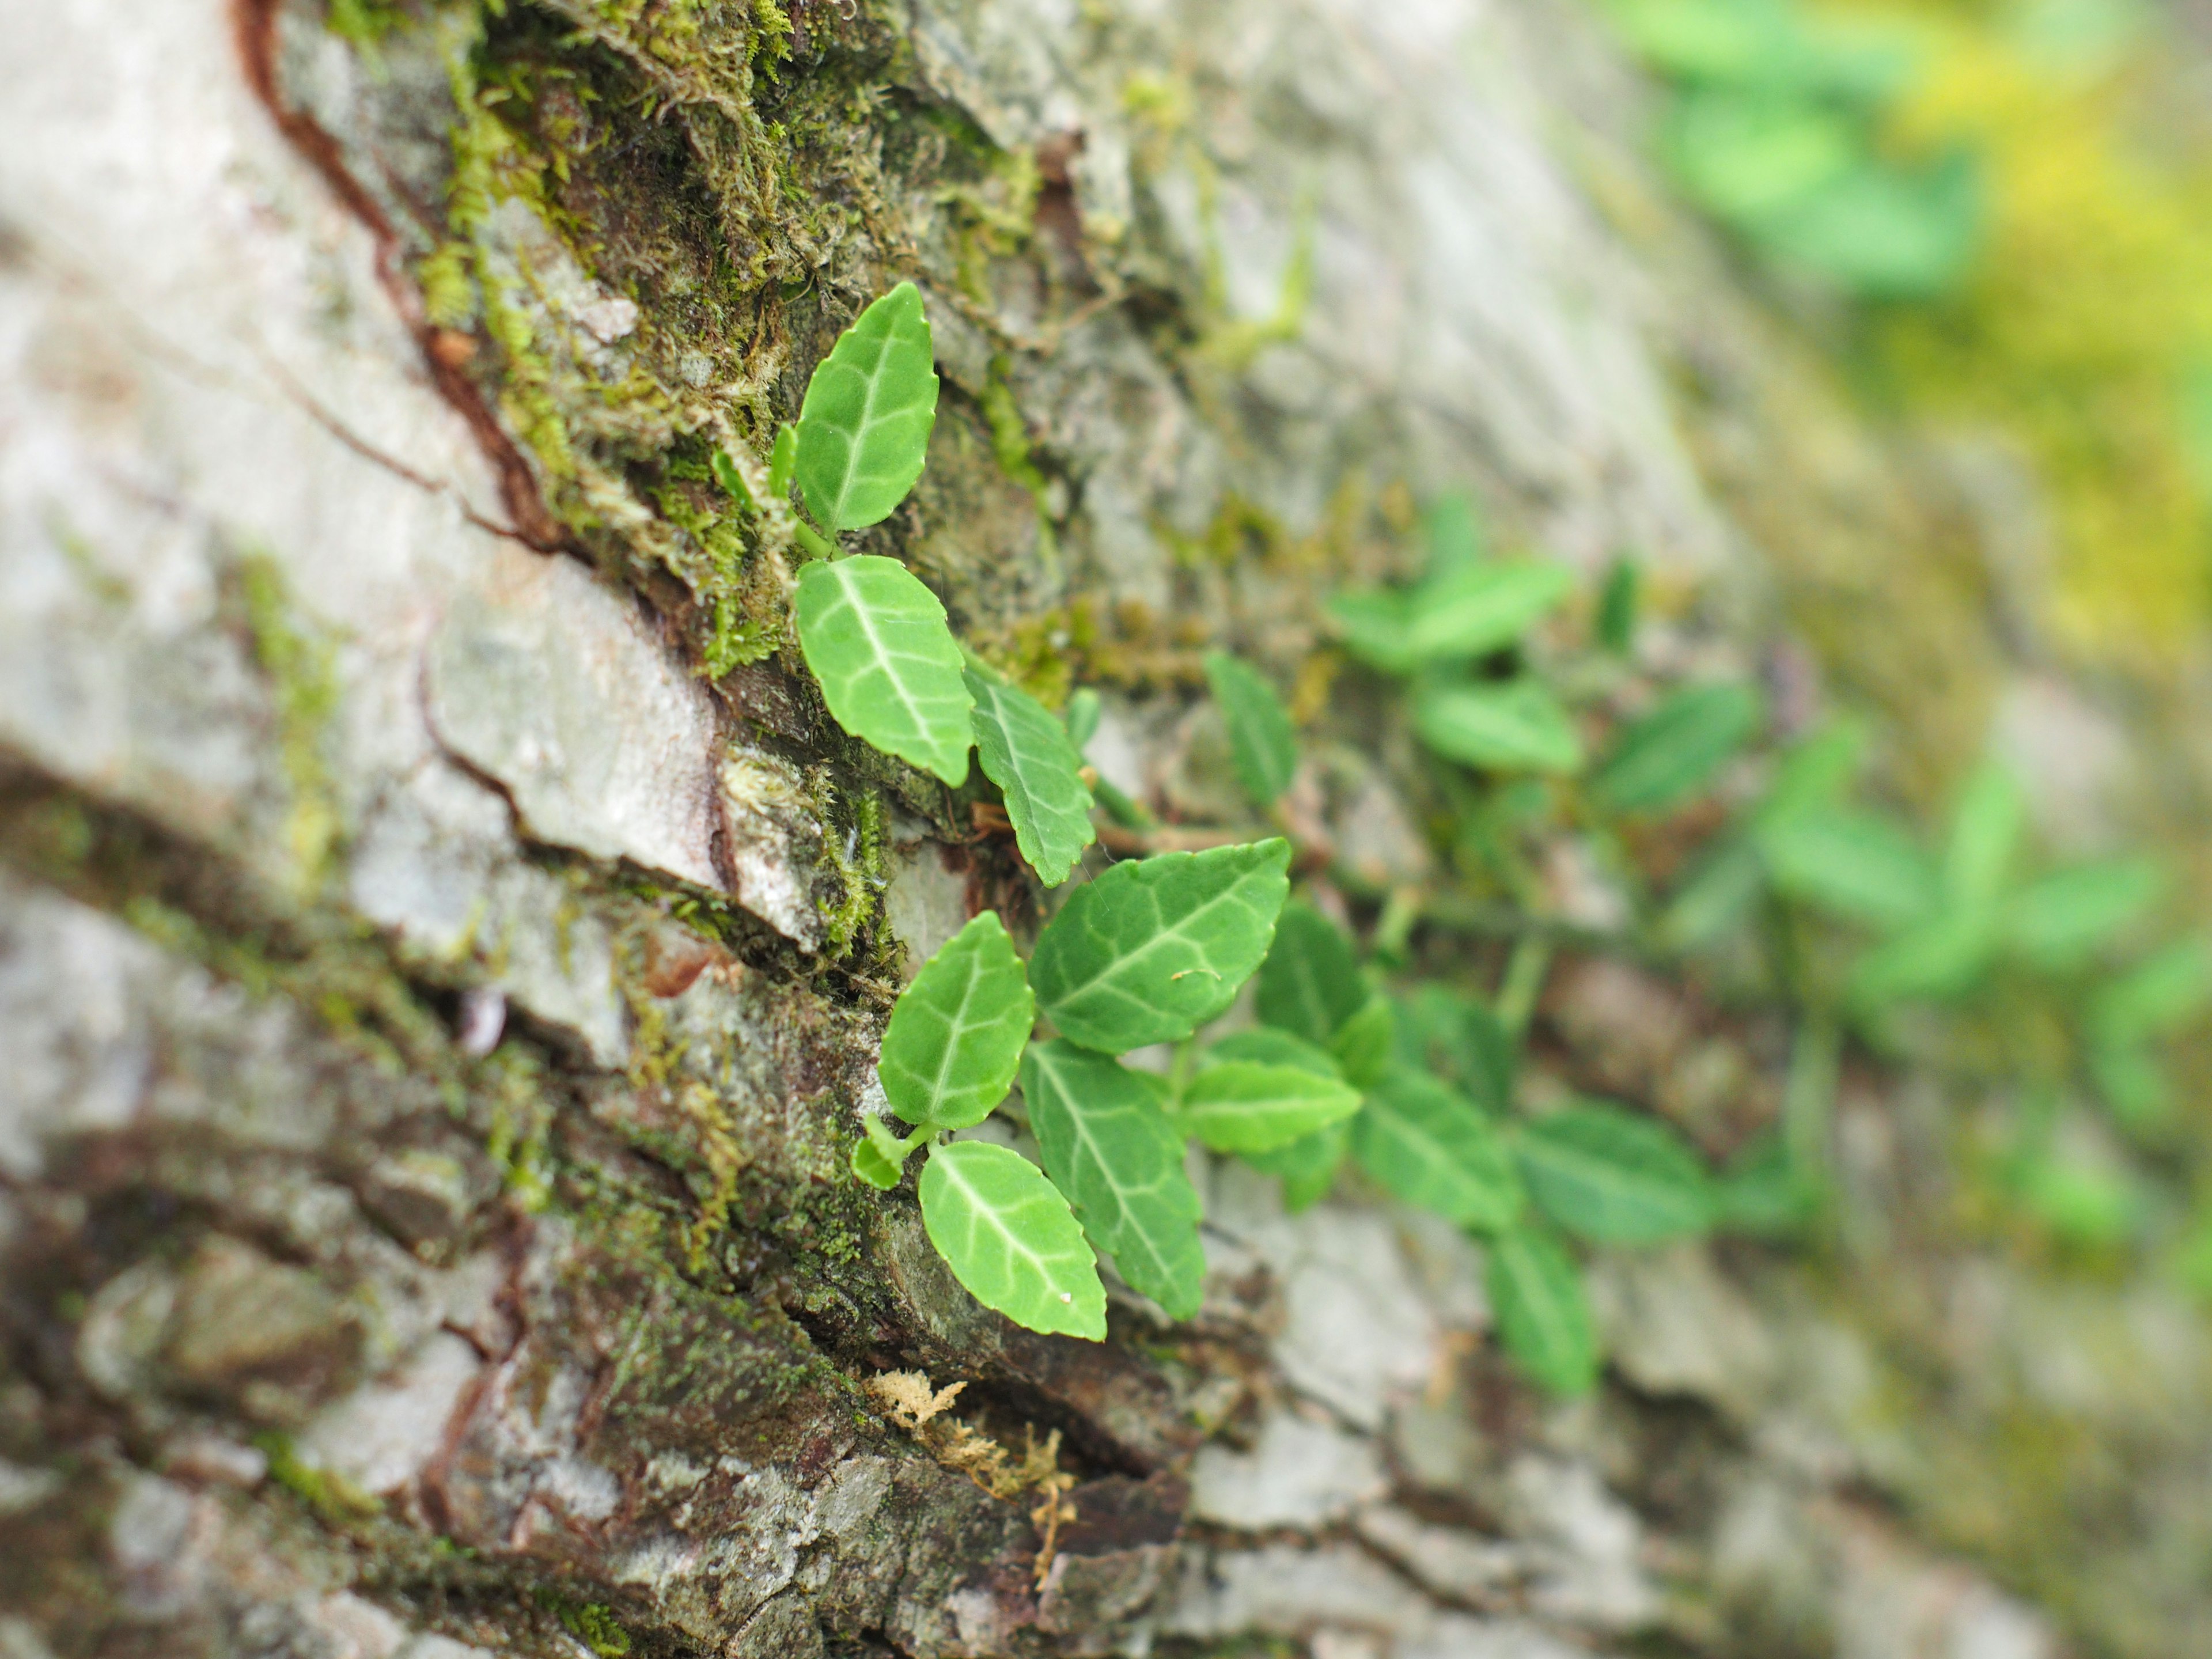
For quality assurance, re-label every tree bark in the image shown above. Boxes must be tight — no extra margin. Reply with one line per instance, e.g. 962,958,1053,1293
2,2,2203,1658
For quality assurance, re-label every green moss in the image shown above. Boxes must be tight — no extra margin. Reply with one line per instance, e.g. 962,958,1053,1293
256,1432,384,1527
236,552,342,891
535,1590,631,1657
811,776,888,961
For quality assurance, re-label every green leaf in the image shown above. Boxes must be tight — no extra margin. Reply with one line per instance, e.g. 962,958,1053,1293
1942,759,2025,908
1352,1071,1522,1232
1205,652,1299,809
1205,1027,1344,1077
966,666,1096,885
2089,938,2212,1046
2005,859,2163,971
1327,589,1419,675
1713,1132,1819,1237
1746,152,1980,300
1063,687,1102,753
1424,492,1487,580
2089,1041,2171,1130
795,555,974,784
1486,1224,1597,1395
919,1142,1106,1339
1755,719,1865,827
878,912,1034,1131
1255,900,1368,1047
851,1137,903,1190
1596,558,1639,655
1031,840,1291,1052
2010,1139,2143,1247
1403,562,1575,666
710,447,754,509
794,282,940,532
1848,907,1997,1005
1757,808,1937,929
1513,1104,1714,1245
1593,682,1763,815
1658,836,1766,949
1664,88,1856,220
1180,1059,1362,1154
1021,1041,1206,1320
1242,1119,1350,1213
1413,679,1583,774
1394,987,1517,1114
768,423,799,497
1329,997,1396,1090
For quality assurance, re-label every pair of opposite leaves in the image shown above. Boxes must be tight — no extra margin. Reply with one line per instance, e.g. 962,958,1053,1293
862,839,1372,1338
778,283,1095,885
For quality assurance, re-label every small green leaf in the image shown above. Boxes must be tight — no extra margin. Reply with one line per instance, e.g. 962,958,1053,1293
1255,900,1368,1047
1181,1059,1362,1154
1022,1041,1206,1320
710,448,754,509
878,912,1034,1131
1352,1071,1522,1232
1593,682,1763,815
919,1141,1106,1339
966,666,1096,885
1424,493,1487,580
2005,859,2163,971
851,1137,903,1190
1328,589,1419,675
1403,562,1576,666
1663,87,1856,219
1942,759,2024,908
1242,1119,1350,1213
1848,907,1997,1005
1205,652,1299,809
1713,1132,1819,1237
2089,1041,2171,1130
1413,678,1583,774
2089,938,2212,1046
1755,719,1865,826
794,282,940,532
1658,836,1766,949
768,423,799,496
1513,1104,1714,1245
1746,151,1980,300
1063,687,1102,752
2010,1137,2144,1247
1596,558,1640,655
1329,997,1395,1090
1205,1027,1344,1076
1031,840,1291,1052
795,555,974,784
1758,808,1937,929
1393,987,1517,1114
1486,1224,1597,1395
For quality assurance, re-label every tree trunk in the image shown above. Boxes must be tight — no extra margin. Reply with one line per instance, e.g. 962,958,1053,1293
1,2,2202,1658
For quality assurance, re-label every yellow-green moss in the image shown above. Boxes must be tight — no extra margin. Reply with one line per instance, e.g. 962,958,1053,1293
237,552,341,892
1849,1,2212,663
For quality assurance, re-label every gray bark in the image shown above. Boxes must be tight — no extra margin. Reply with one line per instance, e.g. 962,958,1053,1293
2,2,2204,1658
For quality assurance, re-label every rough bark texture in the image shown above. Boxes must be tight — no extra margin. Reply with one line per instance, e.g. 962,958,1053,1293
3,3,2209,1659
